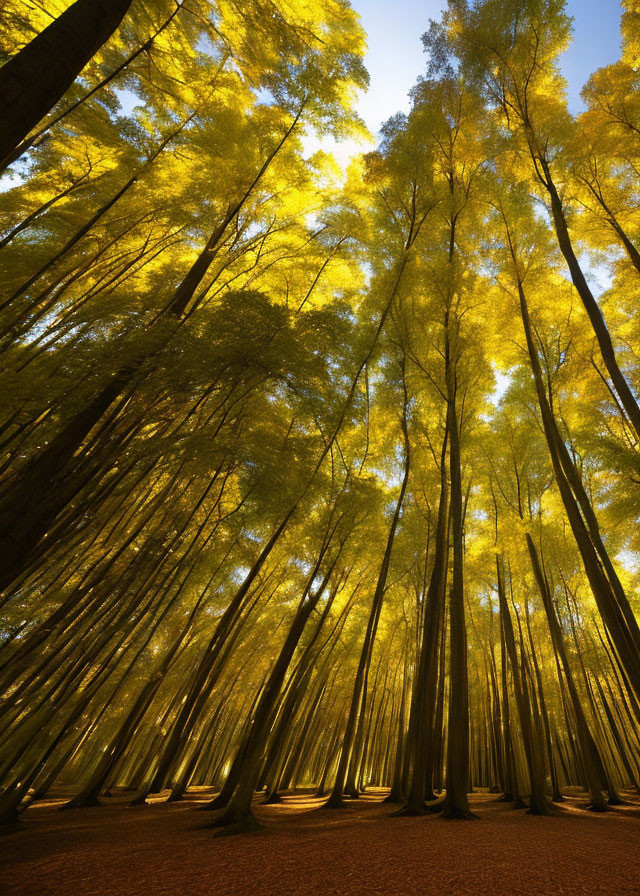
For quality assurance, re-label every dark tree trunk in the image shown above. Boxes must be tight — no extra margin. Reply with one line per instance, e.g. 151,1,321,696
3,3,185,172
515,273,640,699
442,315,473,820
0,0,134,170
539,163,640,442
395,423,448,815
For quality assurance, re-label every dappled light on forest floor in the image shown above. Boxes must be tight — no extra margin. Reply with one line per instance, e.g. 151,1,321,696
3,791,640,896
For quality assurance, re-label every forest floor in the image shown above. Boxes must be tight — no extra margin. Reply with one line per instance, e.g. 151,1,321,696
2,787,640,896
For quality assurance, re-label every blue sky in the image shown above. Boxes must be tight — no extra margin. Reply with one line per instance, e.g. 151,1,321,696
349,0,623,134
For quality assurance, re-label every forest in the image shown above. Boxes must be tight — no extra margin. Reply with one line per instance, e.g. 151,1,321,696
1,1,640,893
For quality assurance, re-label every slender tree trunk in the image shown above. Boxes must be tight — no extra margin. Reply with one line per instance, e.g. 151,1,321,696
396,423,448,815
210,549,340,832
325,379,411,808
526,533,608,810
496,555,553,815
538,160,640,441
515,272,640,699
384,645,409,804
0,106,304,594
522,585,563,802
442,313,473,820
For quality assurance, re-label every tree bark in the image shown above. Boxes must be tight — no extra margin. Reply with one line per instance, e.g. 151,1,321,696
0,0,134,170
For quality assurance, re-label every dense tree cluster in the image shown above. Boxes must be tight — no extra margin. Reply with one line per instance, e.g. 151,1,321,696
1,0,640,833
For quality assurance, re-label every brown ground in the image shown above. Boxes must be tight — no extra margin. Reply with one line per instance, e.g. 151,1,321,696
2,789,640,896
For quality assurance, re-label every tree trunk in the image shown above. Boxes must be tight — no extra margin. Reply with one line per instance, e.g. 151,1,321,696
0,107,304,595
496,555,554,815
442,315,473,820
540,164,640,441
210,550,340,833
0,0,134,170
396,422,448,815
517,278,640,699
526,533,609,810
325,379,411,808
